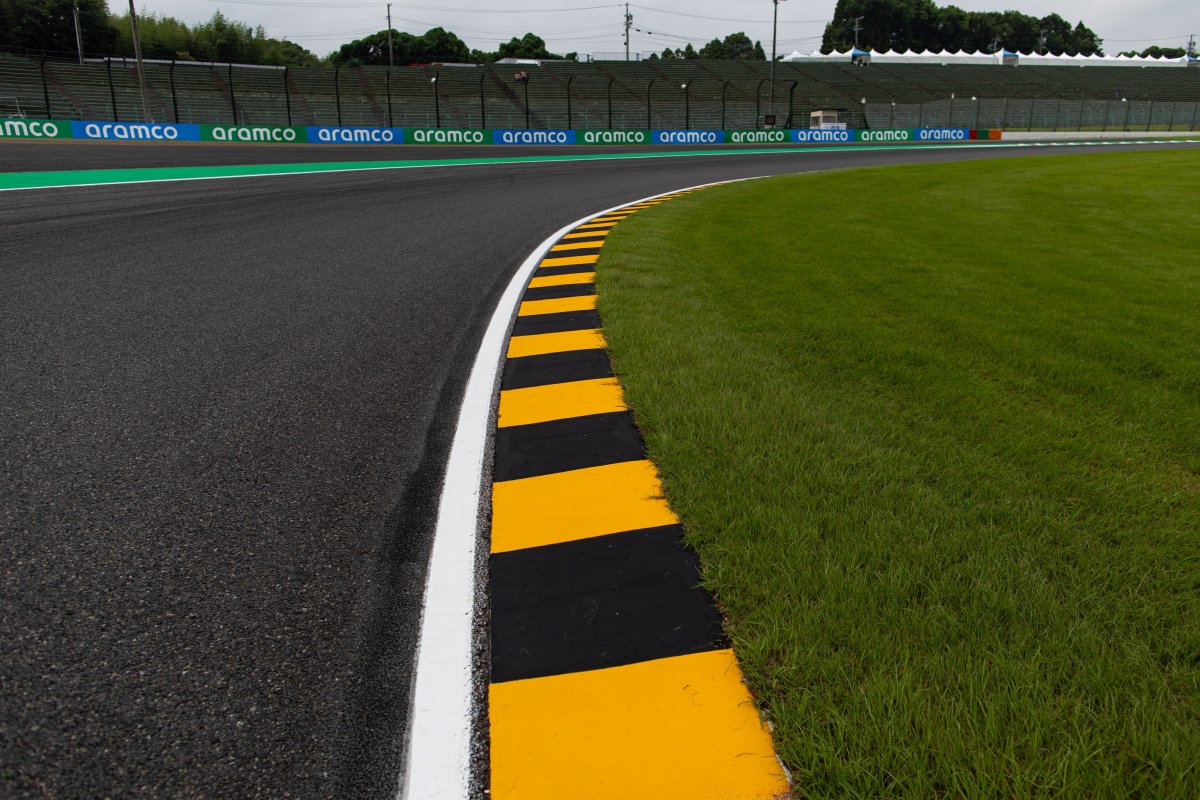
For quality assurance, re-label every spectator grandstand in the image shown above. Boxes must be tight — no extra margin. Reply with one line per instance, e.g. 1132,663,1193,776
2,51,1197,131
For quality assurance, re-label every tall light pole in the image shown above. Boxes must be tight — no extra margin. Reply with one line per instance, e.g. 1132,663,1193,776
127,0,153,121
72,1,84,63
770,0,786,127
386,3,394,67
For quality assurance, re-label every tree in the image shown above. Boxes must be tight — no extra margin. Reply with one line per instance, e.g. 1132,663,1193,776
0,0,115,54
699,32,765,60
822,0,1102,55
332,27,469,66
495,32,562,60
1120,46,1187,59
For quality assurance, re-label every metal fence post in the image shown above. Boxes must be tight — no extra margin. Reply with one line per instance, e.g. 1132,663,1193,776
334,68,342,125
228,63,237,123
645,78,654,129
1191,100,1199,132
284,67,292,126
721,81,728,129
40,54,52,119
682,82,689,130
432,72,439,128
1167,101,1176,132
479,72,486,129
566,75,574,130
1147,99,1154,131
787,81,797,128
386,70,393,128
169,60,179,123
755,79,764,127
607,77,613,129
524,76,530,129
106,59,119,121
1001,97,1008,129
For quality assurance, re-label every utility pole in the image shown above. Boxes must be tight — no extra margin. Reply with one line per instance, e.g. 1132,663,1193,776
1188,34,1197,56
127,0,153,121
72,0,84,63
770,0,787,126
1039,30,1048,55
386,3,394,67
624,3,632,61
853,16,864,49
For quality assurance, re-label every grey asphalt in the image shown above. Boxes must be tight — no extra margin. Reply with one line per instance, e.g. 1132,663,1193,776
2,139,1194,799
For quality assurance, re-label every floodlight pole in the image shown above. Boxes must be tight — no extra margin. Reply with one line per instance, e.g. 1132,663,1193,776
72,0,85,63
387,3,394,67
127,0,153,121
624,3,633,61
770,0,786,124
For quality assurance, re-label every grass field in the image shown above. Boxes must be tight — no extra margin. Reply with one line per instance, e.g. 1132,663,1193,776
597,151,1200,798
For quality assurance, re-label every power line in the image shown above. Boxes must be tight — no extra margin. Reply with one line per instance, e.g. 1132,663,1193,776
632,4,826,24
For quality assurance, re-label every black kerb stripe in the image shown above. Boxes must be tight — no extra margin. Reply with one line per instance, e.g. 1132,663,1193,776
493,411,644,483
490,524,726,683
522,283,597,302
511,309,603,336
502,349,612,391
535,264,600,278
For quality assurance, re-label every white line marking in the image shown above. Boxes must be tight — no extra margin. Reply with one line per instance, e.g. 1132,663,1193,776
398,178,753,800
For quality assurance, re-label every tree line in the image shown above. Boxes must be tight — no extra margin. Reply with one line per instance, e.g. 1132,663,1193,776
823,0,1104,55
5,0,1192,68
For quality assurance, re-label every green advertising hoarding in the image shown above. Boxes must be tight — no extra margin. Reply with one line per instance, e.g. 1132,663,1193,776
199,124,308,143
0,118,73,139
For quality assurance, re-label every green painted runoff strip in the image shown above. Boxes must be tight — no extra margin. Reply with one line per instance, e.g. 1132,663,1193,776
0,143,1014,192
1,139,1195,192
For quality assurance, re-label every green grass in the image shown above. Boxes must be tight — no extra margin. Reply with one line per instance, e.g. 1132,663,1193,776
596,151,1200,798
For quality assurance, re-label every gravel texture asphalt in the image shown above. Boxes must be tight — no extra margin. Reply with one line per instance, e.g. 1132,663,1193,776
2,139,1194,799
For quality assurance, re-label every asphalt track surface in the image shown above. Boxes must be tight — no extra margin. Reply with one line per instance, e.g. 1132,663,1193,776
1,139,1194,799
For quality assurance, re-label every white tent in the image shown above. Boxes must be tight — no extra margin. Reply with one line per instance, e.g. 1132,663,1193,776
781,49,1194,68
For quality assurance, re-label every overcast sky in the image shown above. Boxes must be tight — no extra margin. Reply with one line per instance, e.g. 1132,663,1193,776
132,1,1198,58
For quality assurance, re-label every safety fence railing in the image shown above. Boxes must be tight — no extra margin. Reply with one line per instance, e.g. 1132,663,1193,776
3,53,1199,133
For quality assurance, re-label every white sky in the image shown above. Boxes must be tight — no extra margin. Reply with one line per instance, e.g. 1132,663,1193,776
131,1,1198,58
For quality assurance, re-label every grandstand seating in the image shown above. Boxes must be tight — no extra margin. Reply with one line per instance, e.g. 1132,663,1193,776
3,51,1197,131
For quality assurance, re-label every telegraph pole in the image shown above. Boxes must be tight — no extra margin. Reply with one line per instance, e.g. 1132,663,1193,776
853,16,863,49
770,0,787,125
72,0,85,63
127,0,153,121
1188,34,1197,56
387,3,394,67
624,3,632,61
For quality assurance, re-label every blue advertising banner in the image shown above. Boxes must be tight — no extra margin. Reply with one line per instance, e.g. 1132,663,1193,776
792,129,854,144
307,125,405,144
70,120,201,141
652,130,725,145
913,128,972,142
492,129,577,145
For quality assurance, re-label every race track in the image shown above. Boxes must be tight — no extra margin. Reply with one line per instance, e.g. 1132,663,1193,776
1,139,1193,798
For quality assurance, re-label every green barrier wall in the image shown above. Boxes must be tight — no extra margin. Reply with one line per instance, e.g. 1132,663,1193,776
0,119,73,139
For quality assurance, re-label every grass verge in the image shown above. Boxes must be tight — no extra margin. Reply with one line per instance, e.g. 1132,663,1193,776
597,151,1200,798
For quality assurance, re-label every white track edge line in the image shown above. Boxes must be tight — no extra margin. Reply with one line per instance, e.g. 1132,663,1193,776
397,176,759,800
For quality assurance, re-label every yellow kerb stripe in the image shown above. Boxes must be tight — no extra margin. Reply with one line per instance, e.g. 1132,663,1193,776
575,222,616,231
539,253,599,268
506,328,605,359
489,649,789,799
491,459,677,552
497,376,622,428
518,295,596,317
550,241,605,252
563,230,610,240
528,272,594,288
